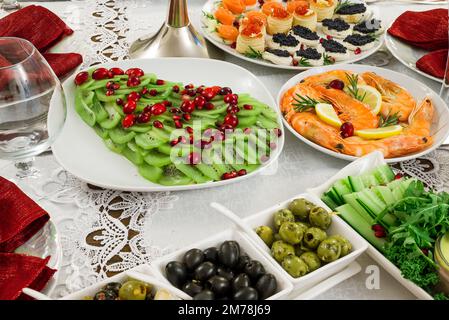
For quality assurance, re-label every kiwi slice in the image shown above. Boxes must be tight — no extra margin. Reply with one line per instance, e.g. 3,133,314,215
94,125,109,139
158,164,193,186
257,115,279,129
230,162,260,173
144,151,172,167
157,144,172,155
91,96,109,122
122,144,144,165
104,138,125,154
261,106,279,121
99,103,121,129
129,123,152,133
135,131,164,149
237,107,263,117
174,163,210,184
138,163,164,183
235,140,259,164
195,163,222,181
237,116,258,128
149,127,170,142
109,127,136,144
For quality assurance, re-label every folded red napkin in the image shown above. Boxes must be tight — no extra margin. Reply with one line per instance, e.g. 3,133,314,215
0,177,50,253
43,53,83,78
0,254,56,300
416,49,448,79
388,9,448,51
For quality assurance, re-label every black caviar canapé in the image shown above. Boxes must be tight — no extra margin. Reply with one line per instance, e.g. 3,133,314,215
321,39,347,53
343,34,375,46
322,18,350,31
272,33,300,47
296,47,322,60
266,48,291,57
353,19,381,34
336,3,367,15
291,26,320,40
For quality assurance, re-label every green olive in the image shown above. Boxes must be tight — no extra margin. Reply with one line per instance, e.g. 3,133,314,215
309,207,332,230
281,255,309,278
288,198,313,221
328,235,352,257
317,238,342,263
118,280,147,300
294,243,310,257
256,225,274,247
273,209,295,230
271,240,295,263
300,252,321,272
279,222,304,245
303,227,327,250
296,222,309,234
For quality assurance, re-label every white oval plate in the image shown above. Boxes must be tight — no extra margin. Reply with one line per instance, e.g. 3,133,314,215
199,0,384,71
50,58,284,192
385,21,443,84
277,64,449,163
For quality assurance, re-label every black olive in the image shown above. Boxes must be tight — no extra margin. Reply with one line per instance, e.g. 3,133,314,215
232,273,251,292
218,241,240,268
183,248,205,271
244,260,266,282
194,261,216,282
193,289,215,300
255,274,277,300
182,281,203,297
165,261,188,288
235,254,251,271
204,247,219,263
216,266,234,281
94,289,117,300
104,282,121,294
207,276,230,297
233,287,259,300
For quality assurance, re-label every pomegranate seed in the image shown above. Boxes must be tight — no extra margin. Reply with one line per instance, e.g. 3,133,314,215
151,103,167,115
421,248,429,256
219,87,232,95
233,20,240,28
202,87,217,100
149,89,158,96
106,89,115,96
156,79,165,85
92,68,109,80
127,76,141,87
180,136,188,144
354,48,362,55
106,81,115,89
170,139,179,146
243,104,253,110
222,171,238,180
125,68,144,77
153,120,164,129
326,35,333,40
189,135,194,144
127,91,141,101
223,113,239,128
109,67,124,76
244,128,252,135
395,173,403,180
181,89,187,95
185,126,194,134
374,230,386,238
227,105,240,114
172,115,181,121
137,112,151,123
260,155,270,163
292,59,299,66
319,38,324,44
329,80,345,90
220,124,235,132
116,98,124,106
340,122,354,138
273,128,282,137
175,120,183,128
163,100,172,107
371,224,385,232
194,96,206,109
123,101,137,114
230,42,237,49
224,93,238,104
237,169,247,176
172,85,180,93
181,100,195,113
269,142,277,150
187,89,196,97
108,71,114,78
183,113,191,121
205,102,215,110
112,83,120,90
188,152,201,165
74,71,89,85
185,84,194,89
170,108,181,114
196,86,205,94
143,105,152,113
141,87,149,95
122,114,135,128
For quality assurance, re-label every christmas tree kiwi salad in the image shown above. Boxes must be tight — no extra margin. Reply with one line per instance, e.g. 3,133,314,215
72,66,283,189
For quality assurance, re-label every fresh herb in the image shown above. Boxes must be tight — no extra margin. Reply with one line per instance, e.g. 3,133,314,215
297,57,312,67
293,95,320,112
323,54,335,66
334,0,352,13
434,293,449,300
244,46,263,59
379,111,400,128
202,11,218,22
345,73,366,102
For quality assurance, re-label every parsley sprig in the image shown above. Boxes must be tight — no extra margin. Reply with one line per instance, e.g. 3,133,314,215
334,0,352,13
244,46,263,59
323,54,335,66
293,95,320,112
297,57,311,67
202,11,218,22
346,73,366,102
379,111,400,128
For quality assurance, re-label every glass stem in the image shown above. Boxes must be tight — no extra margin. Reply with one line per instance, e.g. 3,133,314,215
167,0,189,28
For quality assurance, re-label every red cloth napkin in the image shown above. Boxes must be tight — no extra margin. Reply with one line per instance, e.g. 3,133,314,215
43,53,83,78
416,49,448,79
388,9,448,51
0,177,50,253
0,254,56,300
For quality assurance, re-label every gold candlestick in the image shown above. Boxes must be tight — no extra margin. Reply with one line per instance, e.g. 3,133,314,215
129,0,209,59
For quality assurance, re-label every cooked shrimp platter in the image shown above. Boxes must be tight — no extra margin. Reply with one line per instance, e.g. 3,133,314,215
201,0,384,69
278,67,449,161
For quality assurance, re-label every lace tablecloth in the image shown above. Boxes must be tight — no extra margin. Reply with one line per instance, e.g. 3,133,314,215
0,0,447,299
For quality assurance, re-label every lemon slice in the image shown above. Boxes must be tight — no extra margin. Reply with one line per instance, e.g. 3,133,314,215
357,85,382,115
315,103,342,128
355,125,403,140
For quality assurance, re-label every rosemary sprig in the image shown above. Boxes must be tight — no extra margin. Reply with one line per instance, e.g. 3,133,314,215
323,54,335,66
297,57,312,67
244,46,263,59
334,0,352,13
202,10,218,22
345,73,366,102
293,94,320,112
379,111,401,128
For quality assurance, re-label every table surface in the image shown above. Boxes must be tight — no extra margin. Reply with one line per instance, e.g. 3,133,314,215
1,0,448,300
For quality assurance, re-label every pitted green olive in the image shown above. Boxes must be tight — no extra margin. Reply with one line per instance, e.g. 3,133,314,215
317,238,342,263
279,222,304,245
256,226,274,247
303,227,327,250
271,240,295,263
281,255,309,278
309,207,332,230
273,209,295,230
300,252,321,272
288,198,313,221
328,235,352,257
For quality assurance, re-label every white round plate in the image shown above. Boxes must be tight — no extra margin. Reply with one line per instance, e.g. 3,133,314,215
49,58,284,192
385,22,443,84
277,64,449,163
200,0,384,70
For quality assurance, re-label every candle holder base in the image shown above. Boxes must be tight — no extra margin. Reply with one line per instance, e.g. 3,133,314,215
129,23,209,59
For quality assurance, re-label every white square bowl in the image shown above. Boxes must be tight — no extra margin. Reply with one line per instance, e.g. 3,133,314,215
242,193,368,292
151,228,294,300
60,264,185,300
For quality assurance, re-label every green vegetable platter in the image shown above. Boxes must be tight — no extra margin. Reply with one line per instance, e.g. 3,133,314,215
308,151,449,300
49,58,284,191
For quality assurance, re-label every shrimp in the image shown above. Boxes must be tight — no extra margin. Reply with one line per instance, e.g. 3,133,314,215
301,69,366,87
214,7,235,25
223,0,246,14
281,83,322,122
361,72,416,122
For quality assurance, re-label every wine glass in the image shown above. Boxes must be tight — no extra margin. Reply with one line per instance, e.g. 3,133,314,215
0,37,66,173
